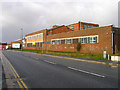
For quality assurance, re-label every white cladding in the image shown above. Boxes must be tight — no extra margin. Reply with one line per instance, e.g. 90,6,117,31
12,43,20,48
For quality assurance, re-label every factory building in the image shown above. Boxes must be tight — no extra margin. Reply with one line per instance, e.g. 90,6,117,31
24,21,120,54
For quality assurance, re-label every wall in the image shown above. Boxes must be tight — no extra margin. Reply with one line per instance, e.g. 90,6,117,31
67,21,99,31
46,25,113,54
24,25,117,54
113,27,120,53
47,26,72,35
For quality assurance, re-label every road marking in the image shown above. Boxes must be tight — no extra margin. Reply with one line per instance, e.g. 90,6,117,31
9,66,23,88
33,57,39,60
17,81,23,88
23,51,118,67
3,54,29,89
68,67,105,78
44,60,56,64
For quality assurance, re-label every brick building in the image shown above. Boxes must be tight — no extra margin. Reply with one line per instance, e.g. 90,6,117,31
11,38,26,49
24,21,120,54
0,43,7,50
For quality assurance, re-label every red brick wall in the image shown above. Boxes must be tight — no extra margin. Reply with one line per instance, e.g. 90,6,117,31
2,45,7,50
67,21,99,31
47,26,72,35
46,25,113,54
24,25,118,54
113,27,120,53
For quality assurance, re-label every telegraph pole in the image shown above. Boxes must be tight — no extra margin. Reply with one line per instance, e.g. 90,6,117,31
21,28,23,51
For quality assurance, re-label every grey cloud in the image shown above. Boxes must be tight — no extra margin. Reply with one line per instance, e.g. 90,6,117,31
1,0,119,43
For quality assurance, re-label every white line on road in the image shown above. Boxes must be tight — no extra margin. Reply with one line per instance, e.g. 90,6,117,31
68,67,105,78
44,60,56,65
34,58,39,60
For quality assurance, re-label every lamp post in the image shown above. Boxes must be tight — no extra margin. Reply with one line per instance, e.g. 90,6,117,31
21,28,23,51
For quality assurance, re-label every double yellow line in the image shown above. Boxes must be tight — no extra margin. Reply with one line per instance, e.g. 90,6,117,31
5,58,28,89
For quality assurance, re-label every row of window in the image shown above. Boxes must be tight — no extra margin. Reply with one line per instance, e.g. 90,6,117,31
26,33,43,40
27,42,43,47
70,24,98,30
52,36,98,45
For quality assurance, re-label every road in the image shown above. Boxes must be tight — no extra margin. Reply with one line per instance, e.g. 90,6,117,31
2,50,119,88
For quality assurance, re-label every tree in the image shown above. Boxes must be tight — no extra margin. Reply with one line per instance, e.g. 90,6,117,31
76,43,81,51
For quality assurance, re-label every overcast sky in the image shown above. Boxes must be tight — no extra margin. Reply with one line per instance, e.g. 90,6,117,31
0,0,119,43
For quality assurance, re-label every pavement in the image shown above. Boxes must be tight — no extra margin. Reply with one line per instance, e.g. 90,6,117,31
1,50,119,88
0,58,2,90
0,50,2,90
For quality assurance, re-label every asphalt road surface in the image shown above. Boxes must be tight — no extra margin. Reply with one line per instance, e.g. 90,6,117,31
2,50,119,88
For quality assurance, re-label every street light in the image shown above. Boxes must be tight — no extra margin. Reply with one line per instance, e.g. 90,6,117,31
21,28,23,51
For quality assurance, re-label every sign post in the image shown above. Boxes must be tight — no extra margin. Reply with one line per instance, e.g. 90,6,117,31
103,51,108,59
42,42,50,53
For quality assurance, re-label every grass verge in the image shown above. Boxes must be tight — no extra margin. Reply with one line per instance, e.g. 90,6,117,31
8,48,109,60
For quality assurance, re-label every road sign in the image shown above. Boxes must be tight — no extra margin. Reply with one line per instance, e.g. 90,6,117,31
42,42,50,44
32,42,36,45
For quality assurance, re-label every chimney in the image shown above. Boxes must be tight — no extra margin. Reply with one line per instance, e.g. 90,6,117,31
52,25,58,28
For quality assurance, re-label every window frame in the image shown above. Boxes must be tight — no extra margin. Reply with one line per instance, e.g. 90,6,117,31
80,38,87,44
52,40,56,45
71,25,73,30
90,37,97,43
66,39,72,44
56,40,60,44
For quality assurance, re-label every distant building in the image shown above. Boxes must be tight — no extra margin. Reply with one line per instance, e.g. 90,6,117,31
0,43,7,50
11,38,26,49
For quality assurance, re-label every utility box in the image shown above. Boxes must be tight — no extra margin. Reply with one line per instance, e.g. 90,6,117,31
111,56,120,62
103,51,108,59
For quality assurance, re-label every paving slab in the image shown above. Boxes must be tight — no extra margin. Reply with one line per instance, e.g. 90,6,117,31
0,58,2,90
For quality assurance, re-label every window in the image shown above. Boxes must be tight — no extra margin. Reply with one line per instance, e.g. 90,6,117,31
48,33,52,35
35,35,37,39
90,37,97,43
80,38,87,43
71,25,73,30
73,39,78,44
38,34,43,38
32,36,34,39
83,24,87,29
27,43,32,47
61,40,65,44
56,40,60,44
36,42,39,47
41,34,43,38
66,39,71,44
87,25,92,28
52,41,56,45
40,43,43,47
80,27,82,30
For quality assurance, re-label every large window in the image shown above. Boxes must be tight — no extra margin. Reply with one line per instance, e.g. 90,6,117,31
66,39,71,44
89,37,97,43
83,24,87,29
51,35,98,45
52,41,56,45
56,40,60,44
27,43,32,47
73,39,78,44
71,25,73,30
87,25,92,28
61,40,65,44
80,38,87,43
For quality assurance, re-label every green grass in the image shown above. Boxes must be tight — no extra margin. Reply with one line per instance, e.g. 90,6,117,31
110,53,120,56
8,48,109,60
